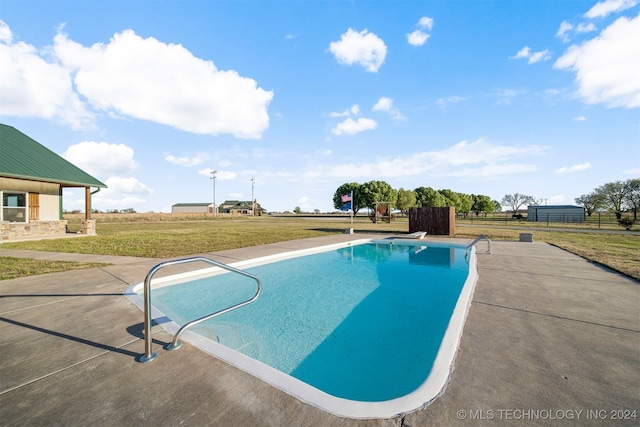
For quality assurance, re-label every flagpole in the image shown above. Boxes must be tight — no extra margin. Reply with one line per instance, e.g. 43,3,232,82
350,190,354,225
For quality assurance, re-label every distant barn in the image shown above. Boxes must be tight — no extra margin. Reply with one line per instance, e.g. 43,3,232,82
171,203,213,214
527,205,585,223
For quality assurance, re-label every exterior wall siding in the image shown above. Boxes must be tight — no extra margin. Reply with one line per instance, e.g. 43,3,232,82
40,193,60,220
527,206,585,223
171,205,211,213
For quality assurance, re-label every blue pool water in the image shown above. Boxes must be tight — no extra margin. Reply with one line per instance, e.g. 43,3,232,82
149,241,471,405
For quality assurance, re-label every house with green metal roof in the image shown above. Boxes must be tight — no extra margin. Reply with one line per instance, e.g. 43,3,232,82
220,200,266,215
1,124,106,241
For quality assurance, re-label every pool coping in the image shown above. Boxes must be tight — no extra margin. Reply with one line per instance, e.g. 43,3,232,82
124,238,479,419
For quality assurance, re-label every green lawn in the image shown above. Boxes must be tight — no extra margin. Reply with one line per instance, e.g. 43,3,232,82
0,257,108,280
1,215,638,280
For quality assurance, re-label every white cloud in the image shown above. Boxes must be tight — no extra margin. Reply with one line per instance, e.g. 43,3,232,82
323,138,546,178
576,22,598,33
574,116,587,121
93,176,153,208
557,21,574,42
554,14,640,108
55,29,271,138
197,168,237,180
511,46,552,64
554,162,592,173
417,16,434,30
407,30,429,46
165,152,210,167
372,97,393,111
218,171,237,180
329,104,360,117
0,21,94,129
436,96,466,110
585,0,638,18
0,20,12,42
407,16,434,46
331,117,377,135
557,21,598,42
372,97,405,120
492,89,518,105
63,141,137,177
329,28,387,72
0,22,273,138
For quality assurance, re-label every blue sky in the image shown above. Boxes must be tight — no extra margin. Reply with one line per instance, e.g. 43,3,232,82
1,0,638,213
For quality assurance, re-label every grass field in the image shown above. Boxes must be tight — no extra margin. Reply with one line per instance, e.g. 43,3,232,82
1,213,638,280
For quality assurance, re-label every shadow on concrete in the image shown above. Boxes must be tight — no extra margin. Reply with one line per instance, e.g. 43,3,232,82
1,316,145,359
0,293,123,298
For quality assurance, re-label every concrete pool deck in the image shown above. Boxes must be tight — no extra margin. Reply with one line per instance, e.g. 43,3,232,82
1,235,638,426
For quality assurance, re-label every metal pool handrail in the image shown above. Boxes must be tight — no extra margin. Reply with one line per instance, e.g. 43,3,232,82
139,256,262,363
465,235,492,261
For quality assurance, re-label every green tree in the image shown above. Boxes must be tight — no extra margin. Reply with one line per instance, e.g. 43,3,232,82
457,192,473,216
575,192,604,216
395,188,416,215
472,195,495,216
360,180,397,222
596,181,627,219
492,200,502,212
438,189,472,216
438,189,460,209
293,206,301,214
623,178,640,220
333,182,362,214
414,186,448,207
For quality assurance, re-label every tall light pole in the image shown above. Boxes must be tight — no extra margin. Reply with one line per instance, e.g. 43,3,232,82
210,170,217,217
250,177,255,216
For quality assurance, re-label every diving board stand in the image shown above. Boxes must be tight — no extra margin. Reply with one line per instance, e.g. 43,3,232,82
406,231,427,239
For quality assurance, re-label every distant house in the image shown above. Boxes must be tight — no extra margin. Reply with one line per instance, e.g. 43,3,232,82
220,200,266,215
171,203,213,214
527,205,585,223
1,124,106,241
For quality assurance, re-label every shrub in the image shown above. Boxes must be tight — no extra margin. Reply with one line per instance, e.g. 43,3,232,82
618,217,635,230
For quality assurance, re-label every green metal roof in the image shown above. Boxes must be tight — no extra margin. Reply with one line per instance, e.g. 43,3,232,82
0,124,106,188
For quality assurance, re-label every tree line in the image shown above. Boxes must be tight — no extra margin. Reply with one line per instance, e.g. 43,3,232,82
332,181,501,219
575,178,639,220
333,177,639,225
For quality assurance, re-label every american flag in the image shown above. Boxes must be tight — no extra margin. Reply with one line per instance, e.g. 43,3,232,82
341,194,352,203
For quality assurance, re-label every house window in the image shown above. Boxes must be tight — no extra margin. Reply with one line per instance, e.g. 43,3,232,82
2,192,27,222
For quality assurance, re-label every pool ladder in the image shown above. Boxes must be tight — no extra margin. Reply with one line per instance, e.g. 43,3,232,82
465,235,492,260
139,256,262,363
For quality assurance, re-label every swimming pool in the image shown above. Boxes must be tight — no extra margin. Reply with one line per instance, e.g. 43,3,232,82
126,239,478,418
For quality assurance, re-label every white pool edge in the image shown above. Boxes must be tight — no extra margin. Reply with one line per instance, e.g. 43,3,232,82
125,239,479,419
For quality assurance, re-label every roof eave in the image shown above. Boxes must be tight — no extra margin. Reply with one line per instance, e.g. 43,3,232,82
1,173,107,188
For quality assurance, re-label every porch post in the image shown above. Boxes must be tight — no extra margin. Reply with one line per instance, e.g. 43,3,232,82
85,187,91,220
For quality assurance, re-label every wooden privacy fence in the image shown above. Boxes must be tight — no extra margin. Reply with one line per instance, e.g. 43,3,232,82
409,207,455,235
